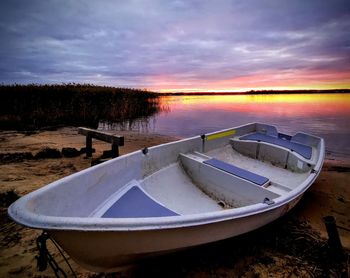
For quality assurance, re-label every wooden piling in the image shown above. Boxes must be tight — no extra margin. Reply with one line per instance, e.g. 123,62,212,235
323,215,344,258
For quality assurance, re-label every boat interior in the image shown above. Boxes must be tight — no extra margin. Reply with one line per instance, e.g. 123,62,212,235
26,124,323,221
89,126,321,219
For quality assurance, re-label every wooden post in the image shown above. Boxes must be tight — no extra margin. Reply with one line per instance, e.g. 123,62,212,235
86,134,93,157
323,215,343,258
111,142,119,158
111,137,124,158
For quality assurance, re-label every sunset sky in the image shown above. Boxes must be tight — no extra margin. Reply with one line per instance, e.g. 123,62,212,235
1,0,350,92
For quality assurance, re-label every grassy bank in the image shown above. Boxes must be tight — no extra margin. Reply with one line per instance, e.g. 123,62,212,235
0,84,160,130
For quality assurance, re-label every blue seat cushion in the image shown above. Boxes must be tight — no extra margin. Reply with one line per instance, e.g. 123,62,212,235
203,158,269,186
102,186,178,218
240,133,312,159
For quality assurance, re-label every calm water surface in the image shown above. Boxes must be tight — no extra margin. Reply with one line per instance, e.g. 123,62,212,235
100,94,350,159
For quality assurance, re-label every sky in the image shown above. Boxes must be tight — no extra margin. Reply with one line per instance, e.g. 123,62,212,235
0,0,350,92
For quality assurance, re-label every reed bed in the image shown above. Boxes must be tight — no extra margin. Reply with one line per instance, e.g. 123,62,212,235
0,84,160,130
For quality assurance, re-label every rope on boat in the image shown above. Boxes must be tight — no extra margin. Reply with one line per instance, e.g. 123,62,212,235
36,231,77,278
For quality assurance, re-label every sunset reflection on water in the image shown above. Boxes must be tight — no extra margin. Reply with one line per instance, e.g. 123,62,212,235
155,93,350,158
160,94,350,117
102,93,350,159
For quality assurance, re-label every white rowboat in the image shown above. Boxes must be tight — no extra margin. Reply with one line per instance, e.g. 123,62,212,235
8,123,325,272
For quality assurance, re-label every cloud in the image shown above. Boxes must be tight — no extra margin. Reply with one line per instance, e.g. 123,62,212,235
0,0,349,90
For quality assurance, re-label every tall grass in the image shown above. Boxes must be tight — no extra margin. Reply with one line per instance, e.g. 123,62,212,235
0,84,161,130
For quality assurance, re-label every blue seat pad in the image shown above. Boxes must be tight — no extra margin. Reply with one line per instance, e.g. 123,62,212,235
240,133,312,159
203,158,269,186
102,186,178,218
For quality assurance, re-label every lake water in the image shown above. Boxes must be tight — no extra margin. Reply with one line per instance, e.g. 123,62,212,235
100,93,350,159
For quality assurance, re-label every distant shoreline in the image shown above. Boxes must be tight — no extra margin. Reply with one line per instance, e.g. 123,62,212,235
158,89,350,96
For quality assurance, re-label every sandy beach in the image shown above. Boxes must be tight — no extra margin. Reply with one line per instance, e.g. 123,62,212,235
0,127,349,277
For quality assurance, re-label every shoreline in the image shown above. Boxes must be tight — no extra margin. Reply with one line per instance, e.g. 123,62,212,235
0,127,349,277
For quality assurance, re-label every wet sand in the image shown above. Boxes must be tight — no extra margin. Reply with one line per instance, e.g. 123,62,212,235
0,127,349,277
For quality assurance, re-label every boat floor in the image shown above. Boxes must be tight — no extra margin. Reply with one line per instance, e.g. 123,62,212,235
206,145,310,190
142,163,223,215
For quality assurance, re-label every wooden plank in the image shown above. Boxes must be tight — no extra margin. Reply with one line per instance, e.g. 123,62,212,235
78,127,124,146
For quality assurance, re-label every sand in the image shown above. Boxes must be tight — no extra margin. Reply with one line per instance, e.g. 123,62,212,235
0,127,349,277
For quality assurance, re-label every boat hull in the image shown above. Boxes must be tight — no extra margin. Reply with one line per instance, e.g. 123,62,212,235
50,195,301,272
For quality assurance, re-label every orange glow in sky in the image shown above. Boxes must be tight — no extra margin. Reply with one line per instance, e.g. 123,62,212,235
148,69,350,92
